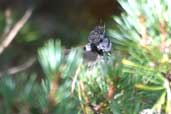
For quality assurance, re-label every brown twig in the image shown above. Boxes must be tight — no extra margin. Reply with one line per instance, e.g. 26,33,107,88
0,8,33,55
71,64,82,93
139,15,149,46
2,8,13,37
0,56,36,77
107,84,116,100
48,73,61,106
159,20,167,52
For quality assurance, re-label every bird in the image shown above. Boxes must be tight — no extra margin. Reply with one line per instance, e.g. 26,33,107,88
84,25,112,56
88,25,105,45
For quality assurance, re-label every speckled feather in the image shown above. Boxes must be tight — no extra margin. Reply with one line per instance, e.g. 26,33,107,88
85,25,112,55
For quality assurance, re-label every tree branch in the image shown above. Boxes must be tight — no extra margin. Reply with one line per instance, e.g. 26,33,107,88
2,8,13,37
0,8,33,55
0,57,36,77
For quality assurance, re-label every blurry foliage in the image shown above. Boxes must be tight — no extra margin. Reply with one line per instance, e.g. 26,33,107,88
0,74,48,114
109,0,171,113
17,23,40,43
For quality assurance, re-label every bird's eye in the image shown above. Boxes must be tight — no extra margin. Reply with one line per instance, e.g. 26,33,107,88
99,31,103,34
83,46,86,50
99,39,103,42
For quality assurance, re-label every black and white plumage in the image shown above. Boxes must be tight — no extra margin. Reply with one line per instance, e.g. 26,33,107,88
88,25,105,45
84,25,112,56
